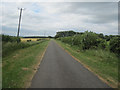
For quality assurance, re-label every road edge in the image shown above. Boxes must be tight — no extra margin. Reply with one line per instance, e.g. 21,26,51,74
28,41,50,88
54,40,114,88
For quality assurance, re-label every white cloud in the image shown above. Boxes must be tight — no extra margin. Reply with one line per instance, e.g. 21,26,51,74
1,2,118,36
1,0,119,2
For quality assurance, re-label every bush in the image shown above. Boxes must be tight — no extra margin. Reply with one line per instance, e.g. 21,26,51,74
72,35,82,46
59,31,101,50
27,40,31,42
37,39,41,41
61,37,73,45
82,32,99,50
109,37,120,55
97,39,108,49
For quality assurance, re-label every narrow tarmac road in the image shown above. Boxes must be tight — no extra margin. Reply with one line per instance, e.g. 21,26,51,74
30,40,110,88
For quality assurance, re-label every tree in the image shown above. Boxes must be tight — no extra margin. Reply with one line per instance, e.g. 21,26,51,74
55,30,77,38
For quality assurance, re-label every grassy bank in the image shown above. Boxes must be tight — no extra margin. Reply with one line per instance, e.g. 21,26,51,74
2,40,49,88
56,40,118,88
2,40,46,57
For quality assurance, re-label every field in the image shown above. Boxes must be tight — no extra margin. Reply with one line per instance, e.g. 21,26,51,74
21,38,50,42
56,40,118,88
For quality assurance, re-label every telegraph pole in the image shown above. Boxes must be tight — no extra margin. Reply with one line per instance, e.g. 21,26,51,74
17,8,24,43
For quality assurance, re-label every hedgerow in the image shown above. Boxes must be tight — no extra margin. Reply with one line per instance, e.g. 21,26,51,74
56,31,120,55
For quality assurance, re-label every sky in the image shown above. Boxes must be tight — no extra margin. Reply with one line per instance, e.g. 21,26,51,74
1,0,119,36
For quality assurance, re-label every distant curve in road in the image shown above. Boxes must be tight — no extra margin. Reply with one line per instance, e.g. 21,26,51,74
30,40,110,88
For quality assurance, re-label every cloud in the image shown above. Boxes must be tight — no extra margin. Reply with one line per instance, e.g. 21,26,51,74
1,2,118,36
1,0,119,2
50,2,118,24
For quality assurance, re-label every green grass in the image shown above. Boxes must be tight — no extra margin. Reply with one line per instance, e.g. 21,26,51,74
56,40,118,88
2,40,49,88
2,41,45,57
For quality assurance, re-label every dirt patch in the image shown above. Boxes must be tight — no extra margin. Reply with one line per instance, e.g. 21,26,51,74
13,54,19,58
22,67,29,71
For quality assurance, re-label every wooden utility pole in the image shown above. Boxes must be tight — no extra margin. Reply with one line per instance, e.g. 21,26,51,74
17,8,24,43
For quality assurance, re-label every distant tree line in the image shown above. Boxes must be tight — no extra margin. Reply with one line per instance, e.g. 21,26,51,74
55,30,83,38
22,36,53,38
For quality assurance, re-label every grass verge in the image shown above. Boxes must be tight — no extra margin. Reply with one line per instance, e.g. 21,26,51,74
56,40,118,88
2,41,45,57
2,40,49,88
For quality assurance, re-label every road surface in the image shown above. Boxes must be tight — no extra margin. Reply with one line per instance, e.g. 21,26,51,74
30,40,110,88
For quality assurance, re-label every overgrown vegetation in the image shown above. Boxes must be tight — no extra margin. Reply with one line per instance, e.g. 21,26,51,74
2,34,20,42
55,31,120,56
109,37,120,54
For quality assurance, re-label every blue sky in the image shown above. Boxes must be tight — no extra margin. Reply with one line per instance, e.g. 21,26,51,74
1,1,118,36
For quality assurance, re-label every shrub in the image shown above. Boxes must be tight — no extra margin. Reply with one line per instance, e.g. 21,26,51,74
37,39,41,41
97,39,108,49
61,37,73,45
27,40,31,42
72,35,81,46
58,31,119,55
82,32,99,50
59,31,101,50
109,37,120,55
